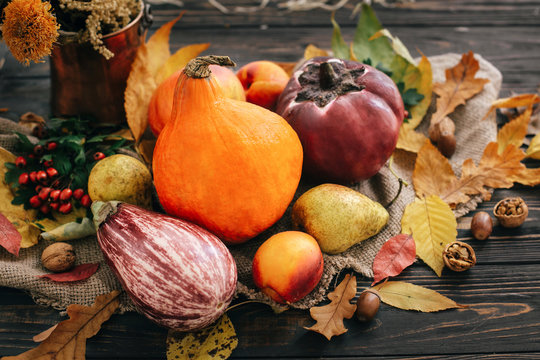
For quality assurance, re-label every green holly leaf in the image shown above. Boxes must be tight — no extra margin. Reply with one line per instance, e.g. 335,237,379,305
166,314,238,360
14,132,35,153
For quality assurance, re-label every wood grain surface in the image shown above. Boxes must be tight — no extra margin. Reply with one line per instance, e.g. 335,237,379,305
0,0,539,358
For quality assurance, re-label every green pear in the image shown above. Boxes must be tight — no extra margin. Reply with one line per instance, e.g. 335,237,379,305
291,184,389,254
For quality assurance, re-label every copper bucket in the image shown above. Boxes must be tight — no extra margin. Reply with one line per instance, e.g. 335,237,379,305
50,4,152,126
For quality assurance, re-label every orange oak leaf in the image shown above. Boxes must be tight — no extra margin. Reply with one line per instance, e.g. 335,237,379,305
430,51,489,126
305,274,357,340
482,93,540,121
2,290,120,360
372,234,415,286
497,98,536,153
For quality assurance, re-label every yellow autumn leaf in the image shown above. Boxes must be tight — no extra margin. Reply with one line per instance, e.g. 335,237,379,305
526,133,540,160
0,147,40,248
401,195,457,277
156,43,210,85
482,93,540,120
124,12,208,143
497,100,534,154
408,55,433,129
396,123,428,153
372,281,464,312
303,44,329,61
166,314,238,360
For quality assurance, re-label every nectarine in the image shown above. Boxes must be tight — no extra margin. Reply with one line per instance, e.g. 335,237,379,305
148,65,245,136
252,231,324,304
236,60,289,110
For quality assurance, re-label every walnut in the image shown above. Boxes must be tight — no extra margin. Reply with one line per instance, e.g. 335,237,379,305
493,197,528,228
41,242,76,272
442,241,476,272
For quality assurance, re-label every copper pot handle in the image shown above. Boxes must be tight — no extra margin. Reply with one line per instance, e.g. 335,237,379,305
139,2,153,36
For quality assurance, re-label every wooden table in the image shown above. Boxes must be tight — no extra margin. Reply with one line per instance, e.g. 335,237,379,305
1,1,539,358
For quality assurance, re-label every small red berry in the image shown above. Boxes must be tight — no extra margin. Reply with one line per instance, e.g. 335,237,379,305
60,188,72,202
43,159,53,168
38,187,52,201
93,152,106,161
18,173,29,185
49,189,61,202
35,185,43,193
73,188,84,200
49,202,60,211
15,156,26,168
29,171,38,183
80,194,91,208
46,142,57,151
46,167,58,178
28,153,36,159
36,170,48,184
33,144,44,155
59,202,72,214
39,204,50,214
29,195,42,208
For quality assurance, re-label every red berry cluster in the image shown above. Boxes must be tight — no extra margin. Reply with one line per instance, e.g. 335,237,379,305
16,143,96,215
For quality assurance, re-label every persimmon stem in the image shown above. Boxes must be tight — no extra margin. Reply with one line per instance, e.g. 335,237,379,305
319,62,339,89
184,55,236,78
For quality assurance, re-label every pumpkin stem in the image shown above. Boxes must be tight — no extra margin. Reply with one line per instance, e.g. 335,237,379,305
319,62,339,89
184,55,236,78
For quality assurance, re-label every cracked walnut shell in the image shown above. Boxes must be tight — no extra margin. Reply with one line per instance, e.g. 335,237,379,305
443,241,476,272
493,197,528,228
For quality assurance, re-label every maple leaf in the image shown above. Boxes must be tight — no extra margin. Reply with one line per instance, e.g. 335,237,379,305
124,12,209,143
430,51,489,127
2,290,120,360
166,314,238,360
305,273,357,340
38,263,100,282
401,195,457,277
372,281,465,312
372,234,416,286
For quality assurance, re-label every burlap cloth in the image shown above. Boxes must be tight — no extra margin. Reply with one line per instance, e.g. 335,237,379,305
0,53,501,314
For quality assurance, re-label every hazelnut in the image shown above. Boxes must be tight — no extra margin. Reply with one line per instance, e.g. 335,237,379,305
437,133,456,158
41,242,76,272
493,197,528,228
442,241,476,272
429,116,456,157
355,289,380,322
470,211,493,240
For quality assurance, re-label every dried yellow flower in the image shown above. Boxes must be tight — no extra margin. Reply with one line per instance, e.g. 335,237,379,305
1,0,59,66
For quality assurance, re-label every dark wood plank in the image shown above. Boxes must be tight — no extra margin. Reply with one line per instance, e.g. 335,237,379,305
151,0,540,27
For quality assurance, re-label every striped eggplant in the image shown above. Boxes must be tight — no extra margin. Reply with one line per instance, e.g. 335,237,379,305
92,201,237,331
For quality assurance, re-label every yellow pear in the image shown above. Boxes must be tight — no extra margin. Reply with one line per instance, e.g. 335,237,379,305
292,184,389,254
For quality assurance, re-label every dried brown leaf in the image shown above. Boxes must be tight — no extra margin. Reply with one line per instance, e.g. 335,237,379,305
497,99,535,154
482,93,540,121
32,324,58,342
305,274,357,340
431,51,489,126
2,290,120,360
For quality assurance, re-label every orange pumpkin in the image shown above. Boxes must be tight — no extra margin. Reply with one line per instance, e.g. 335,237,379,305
152,56,303,244
148,64,246,136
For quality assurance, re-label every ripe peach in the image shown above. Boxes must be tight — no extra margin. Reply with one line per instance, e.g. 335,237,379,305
236,60,290,110
252,231,324,304
148,65,245,136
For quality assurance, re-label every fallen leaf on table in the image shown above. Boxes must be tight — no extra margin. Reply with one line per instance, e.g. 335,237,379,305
305,273,357,340
166,314,238,360
303,44,329,61
124,11,209,143
482,93,540,120
0,147,40,248
526,132,540,159
401,195,457,277
38,263,100,282
396,123,429,153
497,99,535,153
372,234,416,286
32,324,58,342
430,51,489,128
2,290,120,360
372,281,464,312
0,212,21,256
